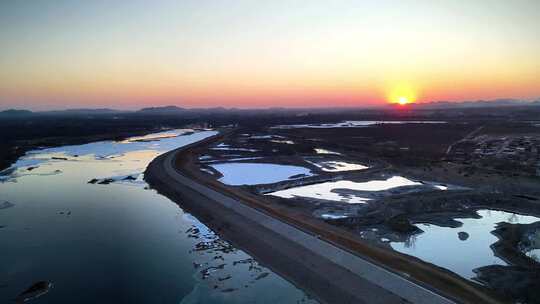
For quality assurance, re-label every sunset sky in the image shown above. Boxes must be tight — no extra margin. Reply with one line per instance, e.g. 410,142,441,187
1,1,539,110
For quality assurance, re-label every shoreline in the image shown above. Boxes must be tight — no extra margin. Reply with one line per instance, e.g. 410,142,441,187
144,130,501,304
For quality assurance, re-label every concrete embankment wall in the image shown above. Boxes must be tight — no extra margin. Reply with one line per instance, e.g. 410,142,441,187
145,138,457,304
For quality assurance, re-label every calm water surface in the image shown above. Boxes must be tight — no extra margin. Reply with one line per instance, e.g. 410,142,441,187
210,162,313,186
0,130,315,303
267,176,423,204
391,210,540,280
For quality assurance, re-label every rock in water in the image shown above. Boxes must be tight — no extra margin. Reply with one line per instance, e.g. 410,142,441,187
0,201,14,210
15,281,52,303
458,231,469,241
97,178,114,185
255,272,269,280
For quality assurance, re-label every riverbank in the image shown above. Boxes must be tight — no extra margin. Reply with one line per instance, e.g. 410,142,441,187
144,131,503,304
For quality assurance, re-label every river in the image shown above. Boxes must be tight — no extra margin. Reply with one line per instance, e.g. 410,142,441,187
0,129,315,303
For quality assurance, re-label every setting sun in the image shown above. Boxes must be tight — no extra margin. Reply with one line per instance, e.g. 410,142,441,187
387,83,418,105
398,97,410,105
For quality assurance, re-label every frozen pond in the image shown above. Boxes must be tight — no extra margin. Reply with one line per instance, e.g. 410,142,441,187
307,160,368,172
320,214,349,220
390,210,540,280
210,147,259,152
267,176,422,204
314,148,341,155
211,163,313,186
526,249,540,262
249,135,285,139
205,157,264,163
0,130,315,303
270,140,294,145
272,121,447,129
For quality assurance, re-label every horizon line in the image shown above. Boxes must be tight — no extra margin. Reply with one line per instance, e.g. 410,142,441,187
2,97,540,113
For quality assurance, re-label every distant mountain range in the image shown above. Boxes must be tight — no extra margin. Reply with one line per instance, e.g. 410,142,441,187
137,106,235,114
0,108,126,117
0,109,33,116
53,108,123,114
137,106,187,114
1,98,539,117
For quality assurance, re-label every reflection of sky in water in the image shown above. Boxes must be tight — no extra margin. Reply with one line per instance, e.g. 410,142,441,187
1,130,217,183
267,176,421,204
1,129,206,178
211,163,313,186
391,210,540,280
0,130,314,303
38,130,204,159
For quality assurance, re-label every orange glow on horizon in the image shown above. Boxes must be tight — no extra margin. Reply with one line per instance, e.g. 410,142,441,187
1,2,540,110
